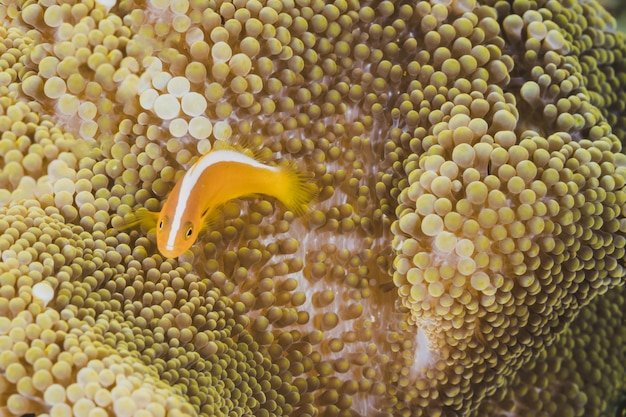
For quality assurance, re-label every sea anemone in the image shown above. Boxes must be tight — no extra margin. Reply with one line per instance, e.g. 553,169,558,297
0,0,624,416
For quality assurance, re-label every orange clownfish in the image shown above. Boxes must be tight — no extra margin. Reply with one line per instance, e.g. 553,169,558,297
118,147,317,258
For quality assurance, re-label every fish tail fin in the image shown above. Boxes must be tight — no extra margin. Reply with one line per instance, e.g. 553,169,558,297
108,207,159,235
276,161,318,217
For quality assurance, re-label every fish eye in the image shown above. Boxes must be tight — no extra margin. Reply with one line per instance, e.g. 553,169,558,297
158,216,168,231
185,226,193,239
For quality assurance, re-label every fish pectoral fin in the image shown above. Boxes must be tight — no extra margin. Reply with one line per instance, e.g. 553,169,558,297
109,208,159,235
200,207,222,234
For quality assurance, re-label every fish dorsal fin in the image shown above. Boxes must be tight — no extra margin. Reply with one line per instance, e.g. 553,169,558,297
212,137,273,163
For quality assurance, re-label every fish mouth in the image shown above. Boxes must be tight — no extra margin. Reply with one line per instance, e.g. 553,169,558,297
157,243,181,258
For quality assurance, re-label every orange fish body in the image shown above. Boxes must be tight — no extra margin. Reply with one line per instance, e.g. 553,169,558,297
122,148,316,258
